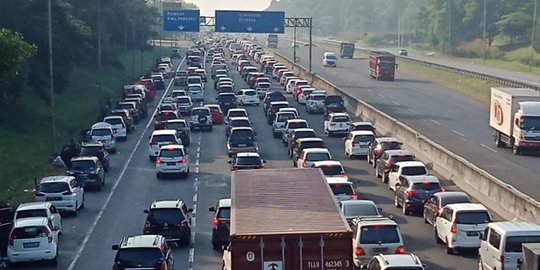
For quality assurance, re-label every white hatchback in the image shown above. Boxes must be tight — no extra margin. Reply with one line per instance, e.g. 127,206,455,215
7,217,60,265
156,145,190,178
344,130,376,157
296,148,332,168
103,116,127,141
148,130,181,161
34,176,85,214
236,89,260,106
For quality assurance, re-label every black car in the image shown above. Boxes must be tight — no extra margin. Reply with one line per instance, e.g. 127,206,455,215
324,95,345,116
68,156,105,190
170,48,181,59
263,91,286,112
229,152,266,170
79,142,110,172
164,119,191,146
423,191,471,225
216,93,237,113
367,137,402,167
143,200,193,246
290,137,325,159
112,234,174,270
154,110,179,130
110,109,134,133
152,76,165,91
174,71,188,86
209,198,231,250
287,128,317,155
375,149,415,183
394,175,444,215
266,101,290,124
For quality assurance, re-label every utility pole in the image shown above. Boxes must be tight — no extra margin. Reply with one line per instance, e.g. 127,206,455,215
131,21,136,79
483,0,487,64
48,0,56,153
448,0,452,55
530,0,538,72
293,23,297,63
309,17,313,73
97,0,103,111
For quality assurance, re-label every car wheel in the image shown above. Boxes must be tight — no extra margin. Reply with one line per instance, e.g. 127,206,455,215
446,243,454,254
49,253,58,266
394,195,400,208
375,166,380,178
402,203,409,215
382,172,388,183
156,173,162,179
367,155,372,164
423,210,429,224
371,158,377,168
212,242,221,251
434,228,443,244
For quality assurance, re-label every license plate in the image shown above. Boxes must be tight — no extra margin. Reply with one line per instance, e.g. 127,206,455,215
372,247,388,253
238,144,247,147
23,242,39,248
166,162,176,166
466,231,480,237
46,197,62,201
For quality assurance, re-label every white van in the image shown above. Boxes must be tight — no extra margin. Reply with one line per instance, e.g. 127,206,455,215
90,122,116,153
479,221,540,270
187,75,203,88
103,116,127,141
323,52,337,67
344,130,376,158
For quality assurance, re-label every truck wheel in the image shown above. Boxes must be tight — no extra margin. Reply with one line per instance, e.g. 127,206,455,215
494,132,505,148
513,144,521,155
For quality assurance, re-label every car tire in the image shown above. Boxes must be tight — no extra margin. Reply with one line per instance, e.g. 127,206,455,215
80,196,85,209
212,242,221,251
402,203,409,215
382,172,388,183
273,132,279,138
208,126,213,132
394,195,400,208
367,155,372,164
372,158,377,168
434,228,443,244
49,254,58,266
375,166,380,178
156,173,162,179
446,243,454,254
423,211,429,224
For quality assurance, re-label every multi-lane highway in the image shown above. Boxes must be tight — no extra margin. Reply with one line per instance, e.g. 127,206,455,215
270,38,540,204
31,45,481,270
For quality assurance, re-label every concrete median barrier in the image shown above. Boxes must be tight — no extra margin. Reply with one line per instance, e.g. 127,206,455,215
264,47,540,223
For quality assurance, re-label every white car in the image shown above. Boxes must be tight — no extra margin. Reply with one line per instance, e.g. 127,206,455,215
281,119,310,145
148,129,181,161
158,63,172,78
280,72,295,85
278,107,299,118
225,108,248,124
90,122,117,153
236,89,260,106
311,160,348,181
387,161,428,191
7,217,59,265
435,203,492,254
156,144,190,178
295,148,332,168
35,176,85,214
324,113,352,136
286,78,301,94
14,202,63,234
187,83,204,102
103,116,127,141
344,130,376,158
297,88,316,104
272,111,297,138
305,93,327,114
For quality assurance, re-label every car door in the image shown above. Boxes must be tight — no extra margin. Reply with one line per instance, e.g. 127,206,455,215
48,205,61,230
47,219,59,242
71,179,83,207
344,133,353,154
376,152,387,176
395,178,408,206
436,207,453,241
387,165,401,190
424,196,437,225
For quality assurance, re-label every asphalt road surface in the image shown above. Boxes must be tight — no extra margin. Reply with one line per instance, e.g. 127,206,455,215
271,37,540,204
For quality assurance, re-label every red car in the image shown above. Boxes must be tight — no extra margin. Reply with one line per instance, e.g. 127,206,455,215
205,104,224,124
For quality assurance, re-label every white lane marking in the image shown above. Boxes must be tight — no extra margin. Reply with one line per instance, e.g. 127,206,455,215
430,119,441,126
480,143,497,152
195,160,199,166
196,146,201,152
392,101,400,105
67,57,185,270
377,94,384,98
189,248,195,263
452,130,465,137
193,193,197,202
408,108,417,113
196,152,200,159
192,204,197,214
195,166,199,173
188,131,202,269
191,217,196,230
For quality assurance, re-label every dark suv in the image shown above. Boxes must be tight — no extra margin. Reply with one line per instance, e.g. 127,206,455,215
290,137,325,159
367,137,402,167
164,119,191,146
79,142,110,172
208,198,231,250
394,175,444,215
143,200,193,247
68,156,105,190
112,234,174,270
375,150,414,183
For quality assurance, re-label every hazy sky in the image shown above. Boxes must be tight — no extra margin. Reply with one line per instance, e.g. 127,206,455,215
184,0,273,16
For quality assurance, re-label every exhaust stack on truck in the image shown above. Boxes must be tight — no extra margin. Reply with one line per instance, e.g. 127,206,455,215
490,87,540,154
222,168,353,270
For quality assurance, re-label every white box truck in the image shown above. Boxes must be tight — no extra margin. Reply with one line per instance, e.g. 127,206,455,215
490,87,540,154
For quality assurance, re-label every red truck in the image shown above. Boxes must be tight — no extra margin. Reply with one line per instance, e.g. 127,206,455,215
221,168,353,270
369,51,397,81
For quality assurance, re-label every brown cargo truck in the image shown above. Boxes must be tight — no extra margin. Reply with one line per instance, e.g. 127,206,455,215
368,51,397,81
221,168,353,270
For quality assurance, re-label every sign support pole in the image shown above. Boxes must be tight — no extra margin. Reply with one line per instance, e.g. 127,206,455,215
309,17,313,73
293,24,297,63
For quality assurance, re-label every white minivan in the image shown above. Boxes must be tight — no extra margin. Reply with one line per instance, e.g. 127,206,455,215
344,130,376,158
479,221,540,270
90,122,116,153
323,51,337,67
103,116,127,141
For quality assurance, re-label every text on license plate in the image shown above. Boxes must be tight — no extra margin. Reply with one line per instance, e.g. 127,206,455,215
23,242,39,248
372,247,388,253
46,197,62,201
466,231,480,236
166,162,176,166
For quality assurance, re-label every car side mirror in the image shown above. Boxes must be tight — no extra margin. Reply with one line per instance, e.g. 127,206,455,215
342,137,347,141
209,207,216,212
112,244,119,250
143,209,149,214
222,245,230,251
479,233,487,241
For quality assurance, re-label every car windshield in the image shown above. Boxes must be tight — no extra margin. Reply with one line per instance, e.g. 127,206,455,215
236,157,262,165
343,204,379,217
151,135,176,143
318,165,344,175
330,183,354,195
159,149,184,157
220,86,233,91
166,122,186,130
105,118,123,125
401,166,427,176
91,128,111,136
231,120,250,127
71,160,96,171
80,146,101,156
326,55,337,60
411,182,442,191
267,95,286,103
116,248,164,268
306,152,331,161
11,226,49,239
505,236,540,252
39,182,70,193
312,95,326,100
359,225,400,244
217,207,231,219
454,211,491,224
332,116,350,122
16,209,48,219
521,116,540,130
147,208,184,224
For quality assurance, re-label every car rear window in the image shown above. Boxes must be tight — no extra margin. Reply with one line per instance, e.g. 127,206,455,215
228,111,247,118
343,204,379,217
236,157,262,166
454,211,491,224
116,248,164,267
411,182,442,191
296,130,316,138
288,122,308,129
91,128,111,136
505,235,540,252
148,208,184,224
11,226,49,239
39,182,70,193
105,118,123,125
352,125,374,131
258,83,271,88
277,114,295,122
151,135,176,143
231,120,250,127
157,113,177,122
381,142,401,150
159,149,184,157
390,155,414,163
71,160,96,171
16,210,48,219
218,95,236,102
353,135,374,143
220,86,233,91
177,97,191,104
306,153,330,161
312,95,326,100
401,166,427,176
360,225,400,244
244,91,257,96
217,207,231,219
300,141,324,149
166,122,186,129
330,183,355,195
318,165,344,176
230,130,254,141
333,116,350,122
80,146,100,156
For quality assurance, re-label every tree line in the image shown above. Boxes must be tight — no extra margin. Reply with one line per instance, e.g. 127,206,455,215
268,0,540,56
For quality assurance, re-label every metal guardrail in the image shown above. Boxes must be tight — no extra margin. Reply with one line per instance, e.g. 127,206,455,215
317,38,540,91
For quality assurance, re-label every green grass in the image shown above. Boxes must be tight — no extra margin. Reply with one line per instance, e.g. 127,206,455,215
0,47,162,206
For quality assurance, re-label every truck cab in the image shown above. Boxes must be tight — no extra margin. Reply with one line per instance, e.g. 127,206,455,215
340,42,355,58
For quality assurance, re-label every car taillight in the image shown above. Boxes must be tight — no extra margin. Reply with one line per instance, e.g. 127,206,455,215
354,247,365,256
450,223,457,234
62,190,72,195
213,218,222,226
44,227,53,243
35,191,44,197
179,157,188,163
302,161,307,168
341,173,348,179
385,160,394,168
351,194,358,200
160,261,168,270
405,190,416,197
156,158,164,164
395,246,406,254
112,262,119,270
8,233,15,246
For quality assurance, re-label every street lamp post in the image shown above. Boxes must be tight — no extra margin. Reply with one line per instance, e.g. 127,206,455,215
530,0,538,72
97,0,103,111
483,0,487,64
48,0,56,152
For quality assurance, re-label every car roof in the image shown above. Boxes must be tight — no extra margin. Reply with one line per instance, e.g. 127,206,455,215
165,119,187,124
377,254,423,268
14,217,49,228
350,130,375,136
229,117,250,122
104,116,123,120
17,202,52,211
330,113,350,117
341,199,377,207
287,119,308,123
150,200,185,209
230,127,253,131
192,106,210,110
444,203,488,212
236,152,260,158
40,175,74,184
91,122,113,129
293,128,315,132
159,145,185,151
354,217,397,226
228,108,247,113
375,137,400,143
303,148,330,153
270,101,289,105
385,149,414,156
488,221,540,233
435,191,470,200
404,175,439,184
218,198,231,208
151,129,177,136
395,161,426,167
71,156,99,162
312,160,342,167
297,137,323,143
119,234,164,249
